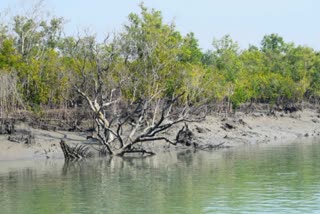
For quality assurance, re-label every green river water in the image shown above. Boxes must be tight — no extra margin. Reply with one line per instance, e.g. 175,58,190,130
1,140,320,213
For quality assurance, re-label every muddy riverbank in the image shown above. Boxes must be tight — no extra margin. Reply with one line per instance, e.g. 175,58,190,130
0,109,320,161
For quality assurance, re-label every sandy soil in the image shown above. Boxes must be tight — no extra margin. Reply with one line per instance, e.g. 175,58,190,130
0,109,320,161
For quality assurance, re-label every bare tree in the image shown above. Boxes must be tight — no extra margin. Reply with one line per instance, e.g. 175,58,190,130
60,33,206,157
77,89,205,157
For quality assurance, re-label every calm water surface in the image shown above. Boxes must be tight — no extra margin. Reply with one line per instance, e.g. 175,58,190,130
1,140,320,213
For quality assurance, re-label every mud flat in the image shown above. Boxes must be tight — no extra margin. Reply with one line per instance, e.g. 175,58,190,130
0,109,319,161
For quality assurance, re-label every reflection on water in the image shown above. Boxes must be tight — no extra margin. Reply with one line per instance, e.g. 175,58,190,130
1,140,320,213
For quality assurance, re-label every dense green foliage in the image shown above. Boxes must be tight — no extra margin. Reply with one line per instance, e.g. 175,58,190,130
0,4,319,114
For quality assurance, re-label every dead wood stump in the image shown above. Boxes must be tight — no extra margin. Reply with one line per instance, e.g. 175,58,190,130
60,140,93,160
